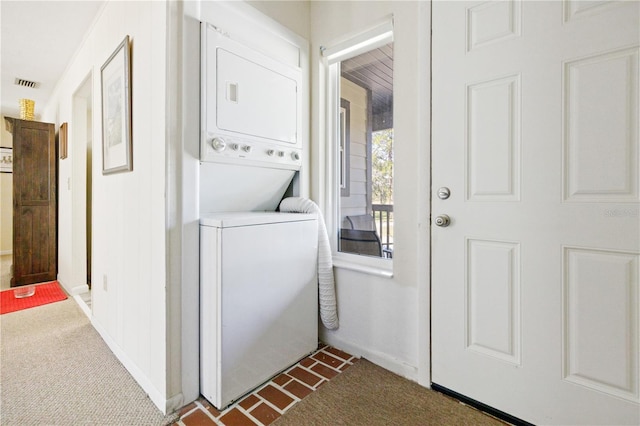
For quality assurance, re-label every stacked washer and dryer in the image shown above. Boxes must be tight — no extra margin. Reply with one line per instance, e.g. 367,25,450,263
198,23,318,409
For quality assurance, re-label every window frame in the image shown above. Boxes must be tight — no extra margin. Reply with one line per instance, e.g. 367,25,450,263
339,98,351,197
322,19,394,276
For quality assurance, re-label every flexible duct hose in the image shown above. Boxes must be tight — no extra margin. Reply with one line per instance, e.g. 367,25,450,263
279,197,339,330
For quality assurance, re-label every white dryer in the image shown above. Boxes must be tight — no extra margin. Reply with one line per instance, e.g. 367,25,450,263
200,211,318,408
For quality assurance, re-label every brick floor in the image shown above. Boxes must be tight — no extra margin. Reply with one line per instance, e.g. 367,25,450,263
174,345,357,426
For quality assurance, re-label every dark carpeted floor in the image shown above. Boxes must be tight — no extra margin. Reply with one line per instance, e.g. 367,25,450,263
273,359,506,426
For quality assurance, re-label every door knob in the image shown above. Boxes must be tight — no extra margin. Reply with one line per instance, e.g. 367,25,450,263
434,215,451,227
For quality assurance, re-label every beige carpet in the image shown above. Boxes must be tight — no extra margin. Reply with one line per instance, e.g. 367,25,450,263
0,298,177,425
274,359,506,426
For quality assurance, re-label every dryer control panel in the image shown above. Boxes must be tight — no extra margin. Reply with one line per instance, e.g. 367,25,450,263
203,133,302,170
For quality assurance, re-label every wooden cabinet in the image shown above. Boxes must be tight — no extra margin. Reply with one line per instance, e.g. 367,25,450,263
6,118,57,286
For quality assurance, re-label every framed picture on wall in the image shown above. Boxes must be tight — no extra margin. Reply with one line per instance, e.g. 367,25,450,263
101,35,132,174
0,147,12,173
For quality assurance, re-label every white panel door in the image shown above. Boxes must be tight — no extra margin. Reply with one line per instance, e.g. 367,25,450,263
431,1,639,424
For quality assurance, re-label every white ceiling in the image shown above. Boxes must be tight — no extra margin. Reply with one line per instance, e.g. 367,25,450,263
1,1,105,119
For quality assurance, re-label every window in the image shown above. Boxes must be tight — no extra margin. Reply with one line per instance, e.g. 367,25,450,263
339,99,350,196
324,21,394,261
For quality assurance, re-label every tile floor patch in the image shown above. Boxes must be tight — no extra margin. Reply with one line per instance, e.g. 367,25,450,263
288,366,324,388
174,345,357,426
250,403,281,425
299,357,315,368
206,405,221,418
311,362,339,380
257,385,294,410
313,351,343,369
239,394,260,411
339,363,352,371
272,373,292,387
326,346,352,360
220,408,256,426
283,380,313,399
181,408,216,426
178,402,197,417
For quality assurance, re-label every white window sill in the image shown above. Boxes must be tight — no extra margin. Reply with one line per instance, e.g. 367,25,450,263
332,253,393,278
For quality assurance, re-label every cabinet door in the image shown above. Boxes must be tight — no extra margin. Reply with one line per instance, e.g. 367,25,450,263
12,119,57,286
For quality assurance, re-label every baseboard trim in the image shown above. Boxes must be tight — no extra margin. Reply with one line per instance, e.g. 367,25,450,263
319,332,418,381
56,278,89,297
69,284,89,296
91,319,170,414
431,383,533,426
165,393,185,415
73,294,92,319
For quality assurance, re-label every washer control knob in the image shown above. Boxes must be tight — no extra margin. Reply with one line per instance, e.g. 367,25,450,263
242,145,252,153
230,143,240,151
267,149,275,156
278,151,285,157
291,152,300,161
211,137,226,152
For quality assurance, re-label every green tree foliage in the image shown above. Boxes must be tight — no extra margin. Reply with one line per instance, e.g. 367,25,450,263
372,129,393,204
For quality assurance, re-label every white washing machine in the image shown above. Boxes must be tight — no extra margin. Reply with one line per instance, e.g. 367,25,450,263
200,211,318,409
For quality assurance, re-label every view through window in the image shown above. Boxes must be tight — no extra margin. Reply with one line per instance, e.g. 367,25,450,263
337,43,394,259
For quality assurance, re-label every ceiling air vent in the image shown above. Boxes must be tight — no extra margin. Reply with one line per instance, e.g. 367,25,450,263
14,78,40,89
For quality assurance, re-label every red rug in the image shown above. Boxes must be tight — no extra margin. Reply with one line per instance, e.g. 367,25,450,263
0,281,68,315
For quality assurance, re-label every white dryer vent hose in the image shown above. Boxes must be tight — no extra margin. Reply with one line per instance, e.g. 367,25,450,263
279,197,339,330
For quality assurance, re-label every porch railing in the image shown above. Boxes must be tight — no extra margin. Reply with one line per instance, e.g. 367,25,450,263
372,204,393,258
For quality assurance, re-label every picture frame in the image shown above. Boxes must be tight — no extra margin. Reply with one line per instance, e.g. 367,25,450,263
59,122,68,159
0,147,12,173
101,35,132,174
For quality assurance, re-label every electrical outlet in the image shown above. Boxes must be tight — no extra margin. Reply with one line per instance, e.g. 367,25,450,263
103,274,108,291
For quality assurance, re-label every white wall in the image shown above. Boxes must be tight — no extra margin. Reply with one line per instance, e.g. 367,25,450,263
0,172,10,254
246,1,311,40
43,1,175,413
70,78,91,296
310,1,432,384
0,115,13,255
